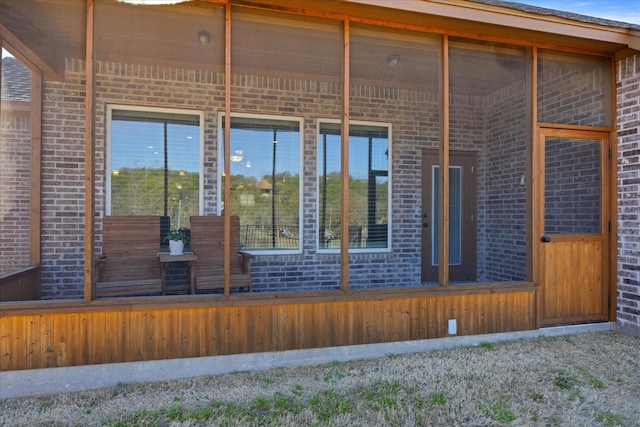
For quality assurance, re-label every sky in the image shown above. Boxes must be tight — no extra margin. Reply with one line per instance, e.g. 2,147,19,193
512,0,640,25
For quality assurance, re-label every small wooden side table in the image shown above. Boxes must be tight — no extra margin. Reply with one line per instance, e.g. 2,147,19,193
158,253,197,295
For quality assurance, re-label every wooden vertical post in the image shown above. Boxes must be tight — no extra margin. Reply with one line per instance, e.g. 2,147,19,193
439,35,449,287
30,68,42,268
530,47,542,329
223,2,232,297
525,46,535,283
608,55,617,322
340,20,350,292
84,0,95,301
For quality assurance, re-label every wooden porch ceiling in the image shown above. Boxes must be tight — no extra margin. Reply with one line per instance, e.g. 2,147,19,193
0,0,635,84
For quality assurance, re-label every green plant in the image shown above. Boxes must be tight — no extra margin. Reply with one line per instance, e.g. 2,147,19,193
428,392,447,405
478,397,516,422
164,228,189,243
553,370,577,390
596,411,624,426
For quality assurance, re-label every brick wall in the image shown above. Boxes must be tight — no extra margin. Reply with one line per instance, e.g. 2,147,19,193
38,51,618,298
617,53,640,337
538,52,610,127
483,83,528,281
38,57,535,297
39,59,86,299
0,113,31,275
1,57,33,276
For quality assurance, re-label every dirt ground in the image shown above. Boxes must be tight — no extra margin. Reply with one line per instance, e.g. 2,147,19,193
1,331,639,426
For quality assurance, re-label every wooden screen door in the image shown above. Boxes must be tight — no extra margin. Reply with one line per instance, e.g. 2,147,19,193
422,150,477,283
536,128,611,325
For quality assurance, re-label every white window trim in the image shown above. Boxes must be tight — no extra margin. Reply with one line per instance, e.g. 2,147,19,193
105,104,205,216
316,118,392,254
217,112,304,256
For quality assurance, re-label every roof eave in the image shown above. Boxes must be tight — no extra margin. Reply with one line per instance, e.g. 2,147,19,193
342,0,639,54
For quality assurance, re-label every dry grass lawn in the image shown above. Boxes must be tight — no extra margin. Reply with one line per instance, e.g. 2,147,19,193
1,331,639,426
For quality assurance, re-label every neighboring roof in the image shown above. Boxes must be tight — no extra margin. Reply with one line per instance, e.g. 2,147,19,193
256,180,273,191
468,0,640,30
1,56,31,102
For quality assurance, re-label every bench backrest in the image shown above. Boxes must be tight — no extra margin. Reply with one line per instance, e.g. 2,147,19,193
190,215,250,290
99,216,161,283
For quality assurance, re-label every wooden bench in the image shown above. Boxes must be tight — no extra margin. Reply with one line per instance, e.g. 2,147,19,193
95,216,163,298
190,216,253,293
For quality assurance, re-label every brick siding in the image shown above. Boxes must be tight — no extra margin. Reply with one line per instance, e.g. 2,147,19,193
617,54,640,337
0,113,31,274
39,59,87,299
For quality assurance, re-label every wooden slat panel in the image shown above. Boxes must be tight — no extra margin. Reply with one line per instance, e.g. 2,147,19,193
0,288,536,371
542,239,605,324
190,216,252,292
90,312,106,365
0,316,12,371
25,314,40,370
65,313,80,367
96,216,162,297
11,315,26,371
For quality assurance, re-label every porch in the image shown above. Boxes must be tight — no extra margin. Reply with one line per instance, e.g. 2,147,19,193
1,0,637,373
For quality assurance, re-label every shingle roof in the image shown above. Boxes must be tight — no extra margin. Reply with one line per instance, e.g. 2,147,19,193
1,56,31,102
467,0,640,30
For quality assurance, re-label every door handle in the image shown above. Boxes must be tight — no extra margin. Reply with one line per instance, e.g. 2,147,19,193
541,235,551,243
423,222,429,228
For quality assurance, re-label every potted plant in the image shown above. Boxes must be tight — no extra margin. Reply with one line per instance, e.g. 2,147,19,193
165,228,189,255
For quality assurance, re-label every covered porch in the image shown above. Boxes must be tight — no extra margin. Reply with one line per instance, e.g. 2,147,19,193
1,0,635,371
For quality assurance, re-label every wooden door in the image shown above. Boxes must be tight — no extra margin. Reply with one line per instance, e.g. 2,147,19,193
422,150,477,283
536,128,610,325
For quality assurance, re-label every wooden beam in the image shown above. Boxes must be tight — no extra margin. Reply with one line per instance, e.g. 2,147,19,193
439,35,449,286
340,20,350,292
223,2,232,297
528,47,539,329
30,69,42,268
84,0,95,301
0,23,58,79
524,47,533,283
608,56,618,323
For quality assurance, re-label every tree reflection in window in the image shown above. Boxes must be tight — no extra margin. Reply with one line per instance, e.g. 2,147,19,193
108,107,201,235
221,115,301,252
318,122,390,250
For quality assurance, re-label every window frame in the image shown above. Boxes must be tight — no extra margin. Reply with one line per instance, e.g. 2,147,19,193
105,104,205,217
217,112,305,256
316,119,392,254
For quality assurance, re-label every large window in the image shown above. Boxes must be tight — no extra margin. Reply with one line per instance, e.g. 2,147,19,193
107,106,202,231
220,114,302,253
318,122,391,251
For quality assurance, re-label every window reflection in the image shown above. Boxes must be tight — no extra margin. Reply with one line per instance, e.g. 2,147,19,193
318,122,390,250
222,115,302,252
108,107,201,234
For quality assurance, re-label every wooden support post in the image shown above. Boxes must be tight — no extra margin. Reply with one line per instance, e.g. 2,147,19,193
84,0,95,301
224,3,232,297
340,20,350,292
439,36,449,287
529,47,541,329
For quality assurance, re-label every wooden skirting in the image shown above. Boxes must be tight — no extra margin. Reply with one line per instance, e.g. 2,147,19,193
0,284,536,371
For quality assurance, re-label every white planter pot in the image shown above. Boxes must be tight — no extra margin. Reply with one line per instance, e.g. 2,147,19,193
169,240,184,255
